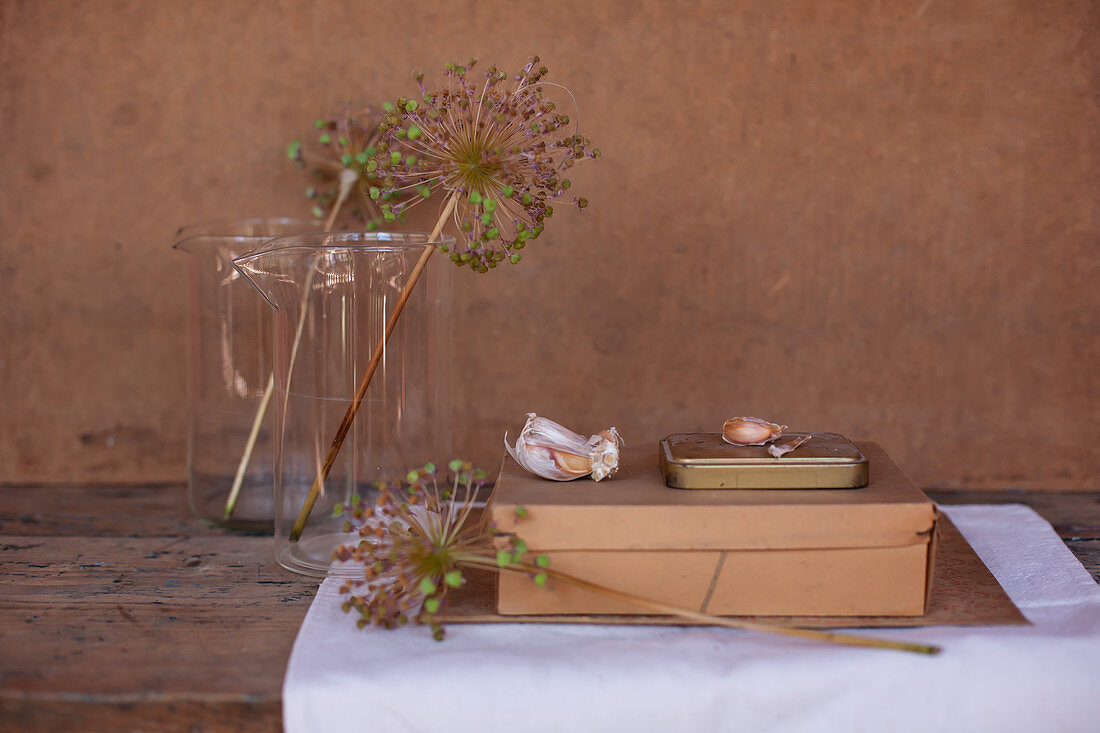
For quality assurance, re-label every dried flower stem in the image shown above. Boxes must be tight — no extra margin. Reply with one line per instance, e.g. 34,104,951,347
325,168,360,231
447,557,939,655
288,191,460,540
224,375,275,519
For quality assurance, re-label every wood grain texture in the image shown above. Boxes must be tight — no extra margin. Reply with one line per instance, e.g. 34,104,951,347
0,483,315,732
1,0,1097,488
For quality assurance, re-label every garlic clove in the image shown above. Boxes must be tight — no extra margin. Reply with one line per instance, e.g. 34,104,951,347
553,450,593,475
505,413,621,481
722,416,787,446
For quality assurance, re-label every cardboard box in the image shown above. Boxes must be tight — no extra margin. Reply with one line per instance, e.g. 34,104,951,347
490,442,936,617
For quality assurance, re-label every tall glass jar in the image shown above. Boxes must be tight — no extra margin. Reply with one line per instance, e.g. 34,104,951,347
233,232,453,576
174,218,320,529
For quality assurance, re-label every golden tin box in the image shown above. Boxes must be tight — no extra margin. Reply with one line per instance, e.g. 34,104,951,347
659,432,868,489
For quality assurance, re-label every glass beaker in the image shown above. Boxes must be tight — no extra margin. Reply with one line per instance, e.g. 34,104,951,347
174,218,320,530
233,232,453,576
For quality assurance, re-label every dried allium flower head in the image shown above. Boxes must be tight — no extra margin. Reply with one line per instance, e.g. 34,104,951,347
334,460,499,641
288,103,387,228
373,56,601,273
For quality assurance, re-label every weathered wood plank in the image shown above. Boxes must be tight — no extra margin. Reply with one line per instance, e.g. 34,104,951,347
1,532,313,731
2,536,317,607
0,483,224,537
1,603,303,695
0,488,312,729
0,696,280,732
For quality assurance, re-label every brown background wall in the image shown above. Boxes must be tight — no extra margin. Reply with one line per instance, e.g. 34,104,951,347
1,0,1097,489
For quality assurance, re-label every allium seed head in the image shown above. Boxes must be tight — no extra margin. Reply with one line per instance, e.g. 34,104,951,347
374,56,600,273
290,103,388,228
334,464,492,635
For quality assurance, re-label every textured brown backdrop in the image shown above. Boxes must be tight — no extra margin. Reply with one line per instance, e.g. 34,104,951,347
1,0,1097,489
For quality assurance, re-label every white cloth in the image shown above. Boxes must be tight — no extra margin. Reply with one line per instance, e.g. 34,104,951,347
284,505,1100,733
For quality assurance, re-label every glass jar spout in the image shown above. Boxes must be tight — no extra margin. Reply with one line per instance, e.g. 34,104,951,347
173,217,321,530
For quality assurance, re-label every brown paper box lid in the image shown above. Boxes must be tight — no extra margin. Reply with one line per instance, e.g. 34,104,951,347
489,442,934,551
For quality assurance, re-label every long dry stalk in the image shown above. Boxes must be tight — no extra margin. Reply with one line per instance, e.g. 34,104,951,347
288,191,460,540
473,559,942,655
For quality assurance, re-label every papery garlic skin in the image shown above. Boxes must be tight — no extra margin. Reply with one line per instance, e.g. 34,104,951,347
506,414,621,481
722,416,787,446
767,434,812,458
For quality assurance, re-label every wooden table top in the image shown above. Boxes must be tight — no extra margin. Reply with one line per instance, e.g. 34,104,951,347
2,484,1097,731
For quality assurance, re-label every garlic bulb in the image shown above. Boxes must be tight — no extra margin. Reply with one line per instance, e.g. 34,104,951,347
722,416,787,446
505,413,621,481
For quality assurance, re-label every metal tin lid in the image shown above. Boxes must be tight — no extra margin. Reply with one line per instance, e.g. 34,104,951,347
660,432,868,489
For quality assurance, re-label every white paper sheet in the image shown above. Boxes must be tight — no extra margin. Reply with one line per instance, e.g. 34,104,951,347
284,505,1100,733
